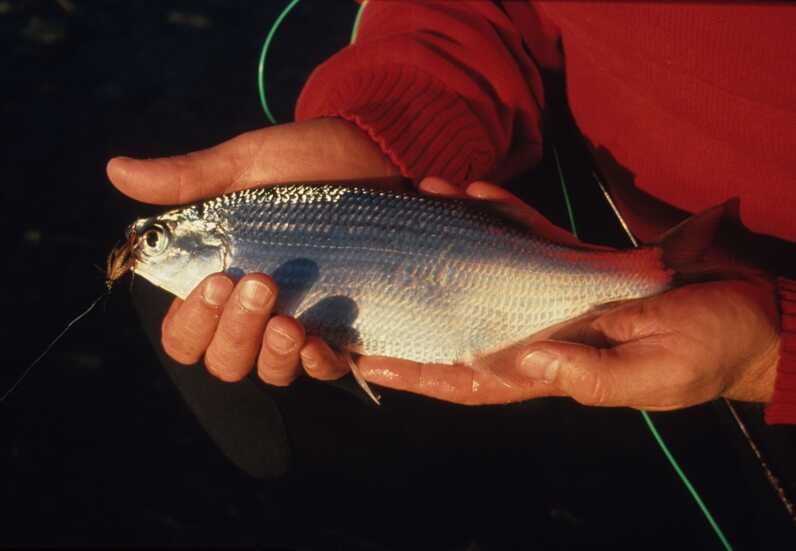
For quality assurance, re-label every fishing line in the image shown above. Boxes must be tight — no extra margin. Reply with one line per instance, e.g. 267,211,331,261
258,0,301,125
555,145,732,550
1,290,109,404
350,0,368,44
258,0,368,125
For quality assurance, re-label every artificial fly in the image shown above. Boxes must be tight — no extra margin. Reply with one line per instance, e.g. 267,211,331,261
0,231,138,404
106,229,138,290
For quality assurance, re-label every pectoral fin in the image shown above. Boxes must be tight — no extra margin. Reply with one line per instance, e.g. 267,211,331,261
342,349,381,406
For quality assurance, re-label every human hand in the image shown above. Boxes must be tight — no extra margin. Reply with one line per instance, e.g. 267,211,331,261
359,181,782,409
107,118,400,385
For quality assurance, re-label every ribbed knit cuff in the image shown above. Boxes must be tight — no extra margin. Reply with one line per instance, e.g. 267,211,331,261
296,62,496,187
765,277,796,424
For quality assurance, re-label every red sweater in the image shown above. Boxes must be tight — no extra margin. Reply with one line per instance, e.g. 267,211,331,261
296,1,796,423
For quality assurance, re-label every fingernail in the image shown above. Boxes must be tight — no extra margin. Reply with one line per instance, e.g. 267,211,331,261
301,352,317,371
519,351,560,383
239,280,271,311
267,327,295,354
202,277,233,306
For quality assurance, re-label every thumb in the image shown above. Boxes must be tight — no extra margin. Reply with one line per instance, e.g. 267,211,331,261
510,341,651,407
106,132,256,205
515,342,617,406
107,119,401,206
510,339,707,410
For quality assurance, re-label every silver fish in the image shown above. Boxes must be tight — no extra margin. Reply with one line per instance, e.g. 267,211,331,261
120,183,680,366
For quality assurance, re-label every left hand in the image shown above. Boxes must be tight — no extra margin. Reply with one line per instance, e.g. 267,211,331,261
360,180,782,410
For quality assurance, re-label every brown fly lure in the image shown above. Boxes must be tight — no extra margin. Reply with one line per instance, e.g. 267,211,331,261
105,229,138,289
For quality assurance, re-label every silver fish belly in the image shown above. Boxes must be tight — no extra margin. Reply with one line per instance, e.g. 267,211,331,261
129,184,671,364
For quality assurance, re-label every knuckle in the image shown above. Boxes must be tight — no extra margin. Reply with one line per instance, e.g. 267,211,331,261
258,352,298,376
585,373,611,406
299,340,344,380
215,320,252,349
257,358,298,386
161,330,200,365
600,301,649,341
299,351,323,376
163,343,199,365
258,371,296,387
204,349,247,382
572,350,613,406
265,319,303,355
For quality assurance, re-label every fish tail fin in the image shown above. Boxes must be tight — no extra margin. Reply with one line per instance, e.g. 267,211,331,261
658,198,764,283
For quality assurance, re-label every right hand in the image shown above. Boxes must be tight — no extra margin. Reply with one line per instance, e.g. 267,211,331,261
107,118,401,386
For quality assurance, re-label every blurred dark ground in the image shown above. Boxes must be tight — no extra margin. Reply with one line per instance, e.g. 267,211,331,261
1,1,793,549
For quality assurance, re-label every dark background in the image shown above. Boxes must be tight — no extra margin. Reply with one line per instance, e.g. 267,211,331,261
1,1,794,549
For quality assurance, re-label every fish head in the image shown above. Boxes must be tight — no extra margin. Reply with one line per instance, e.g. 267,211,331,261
129,204,231,299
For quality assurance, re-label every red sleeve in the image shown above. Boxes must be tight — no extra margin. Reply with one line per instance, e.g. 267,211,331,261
766,278,796,424
295,0,556,186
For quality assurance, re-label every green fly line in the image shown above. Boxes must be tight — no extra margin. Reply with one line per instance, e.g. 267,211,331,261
258,0,368,126
258,1,731,548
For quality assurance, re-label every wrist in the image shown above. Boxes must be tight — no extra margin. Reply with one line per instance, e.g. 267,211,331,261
725,335,780,403
306,117,402,180
722,279,780,403
248,118,401,185
765,278,796,424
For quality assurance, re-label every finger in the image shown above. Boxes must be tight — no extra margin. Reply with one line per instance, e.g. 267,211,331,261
591,299,661,344
419,178,585,247
257,316,305,386
160,297,183,340
418,176,466,198
161,274,235,365
205,274,277,382
503,339,715,410
464,180,526,205
463,181,590,248
299,337,349,381
357,356,562,405
106,130,265,205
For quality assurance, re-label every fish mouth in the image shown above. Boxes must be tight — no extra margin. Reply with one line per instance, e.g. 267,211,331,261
106,227,139,290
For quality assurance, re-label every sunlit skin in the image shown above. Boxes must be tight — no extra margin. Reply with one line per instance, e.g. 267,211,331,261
107,118,781,410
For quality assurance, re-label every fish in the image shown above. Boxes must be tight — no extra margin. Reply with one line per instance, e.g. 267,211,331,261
108,182,734,374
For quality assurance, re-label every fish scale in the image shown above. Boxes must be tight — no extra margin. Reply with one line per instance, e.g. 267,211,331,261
130,183,672,365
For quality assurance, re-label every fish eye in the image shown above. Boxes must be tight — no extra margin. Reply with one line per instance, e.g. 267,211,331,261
140,225,168,255
145,230,159,247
